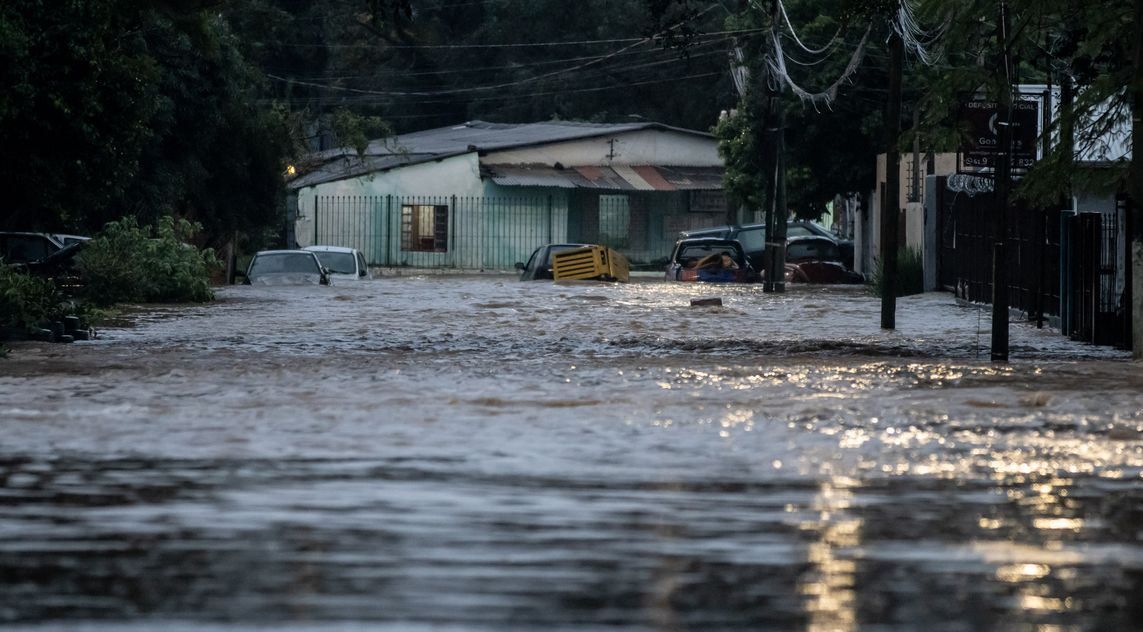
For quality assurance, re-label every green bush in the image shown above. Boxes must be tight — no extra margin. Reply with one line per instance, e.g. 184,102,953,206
872,247,924,298
0,263,66,333
76,217,221,306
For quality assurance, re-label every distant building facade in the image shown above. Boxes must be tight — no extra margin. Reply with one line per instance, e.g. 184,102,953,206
287,120,735,270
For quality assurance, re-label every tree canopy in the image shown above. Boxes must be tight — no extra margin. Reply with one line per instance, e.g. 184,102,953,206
0,0,1136,241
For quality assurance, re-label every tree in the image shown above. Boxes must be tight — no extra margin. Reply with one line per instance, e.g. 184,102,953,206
0,1,294,247
0,0,160,230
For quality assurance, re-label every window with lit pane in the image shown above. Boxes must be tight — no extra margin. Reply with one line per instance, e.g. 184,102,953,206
401,204,449,252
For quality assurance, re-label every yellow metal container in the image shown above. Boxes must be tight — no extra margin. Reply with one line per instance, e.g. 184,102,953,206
551,245,630,282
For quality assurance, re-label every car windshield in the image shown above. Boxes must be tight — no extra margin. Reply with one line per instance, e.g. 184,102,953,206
249,253,320,275
677,244,742,262
312,251,356,274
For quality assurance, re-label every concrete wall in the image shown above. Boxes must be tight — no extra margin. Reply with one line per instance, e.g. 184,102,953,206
860,152,957,279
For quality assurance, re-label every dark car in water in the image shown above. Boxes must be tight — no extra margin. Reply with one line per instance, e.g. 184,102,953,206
679,223,768,271
680,220,855,271
664,238,759,283
1,232,65,266
783,236,864,284
515,243,591,281
244,250,330,286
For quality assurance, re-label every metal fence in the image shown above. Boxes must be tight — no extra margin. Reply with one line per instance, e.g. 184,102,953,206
935,176,1130,349
302,193,706,271
1061,208,1130,347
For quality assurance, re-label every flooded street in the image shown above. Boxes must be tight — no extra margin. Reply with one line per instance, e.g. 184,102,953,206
1,276,1141,630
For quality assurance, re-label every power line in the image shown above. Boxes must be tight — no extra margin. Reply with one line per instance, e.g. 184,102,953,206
258,27,766,50
267,4,725,97
263,36,732,81
260,70,725,107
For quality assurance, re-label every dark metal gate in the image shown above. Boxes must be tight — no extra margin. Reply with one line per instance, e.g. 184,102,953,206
1060,208,1130,348
934,177,1060,320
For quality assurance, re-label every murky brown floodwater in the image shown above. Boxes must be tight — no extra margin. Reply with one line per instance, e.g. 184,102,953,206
1,276,1141,630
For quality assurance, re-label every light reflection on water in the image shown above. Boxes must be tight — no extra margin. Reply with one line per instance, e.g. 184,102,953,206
0,277,1141,629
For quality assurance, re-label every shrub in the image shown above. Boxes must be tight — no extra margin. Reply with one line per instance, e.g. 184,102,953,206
872,246,924,298
76,217,221,306
0,264,66,333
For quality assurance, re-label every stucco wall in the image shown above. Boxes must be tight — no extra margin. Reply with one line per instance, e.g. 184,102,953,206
294,154,482,249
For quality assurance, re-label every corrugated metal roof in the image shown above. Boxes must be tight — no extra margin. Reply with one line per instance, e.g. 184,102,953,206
656,165,725,190
288,120,716,190
478,164,580,188
482,164,723,191
610,165,655,191
631,165,677,191
572,165,633,190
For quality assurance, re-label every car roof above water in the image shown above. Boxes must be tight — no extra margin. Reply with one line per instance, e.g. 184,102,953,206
303,245,358,254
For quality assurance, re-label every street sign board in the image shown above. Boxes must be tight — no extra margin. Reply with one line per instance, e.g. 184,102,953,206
958,98,1041,174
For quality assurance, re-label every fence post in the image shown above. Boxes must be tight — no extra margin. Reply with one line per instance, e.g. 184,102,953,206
387,195,394,267
313,195,319,246
451,195,458,269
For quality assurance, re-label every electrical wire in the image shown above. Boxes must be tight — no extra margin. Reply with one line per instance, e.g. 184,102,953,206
768,25,872,111
778,0,841,56
268,45,727,97
258,69,725,107
262,27,766,50
262,35,732,81
267,4,723,97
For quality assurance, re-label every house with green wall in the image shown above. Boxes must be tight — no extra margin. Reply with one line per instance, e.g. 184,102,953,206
287,120,733,270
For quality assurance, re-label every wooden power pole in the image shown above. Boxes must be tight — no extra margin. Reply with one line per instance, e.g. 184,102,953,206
1132,0,1143,358
990,1,1013,362
763,0,787,293
881,29,903,329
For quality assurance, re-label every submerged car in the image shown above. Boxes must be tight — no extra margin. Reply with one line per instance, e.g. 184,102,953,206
244,250,330,285
664,238,758,283
784,236,864,284
1,232,91,267
1,232,66,266
515,243,592,281
679,224,767,271
303,245,371,281
680,220,855,270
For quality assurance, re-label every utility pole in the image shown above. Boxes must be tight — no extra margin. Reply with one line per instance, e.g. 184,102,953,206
990,1,1013,362
1132,0,1143,358
762,0,787,293
880,28,903,328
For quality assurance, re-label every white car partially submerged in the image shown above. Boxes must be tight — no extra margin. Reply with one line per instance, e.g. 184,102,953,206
303,245,371,281
245,250,330,286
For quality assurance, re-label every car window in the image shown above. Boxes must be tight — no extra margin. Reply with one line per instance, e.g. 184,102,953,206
733,227,766,251
1,235,55,264
523,247,541,272
786,225,815,238
678,244,740,261
788,240,839,260
312,251,356,274
356,252,367,274
249,253,321,275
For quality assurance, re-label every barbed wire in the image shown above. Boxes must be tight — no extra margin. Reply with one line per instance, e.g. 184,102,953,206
945,174,994,196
